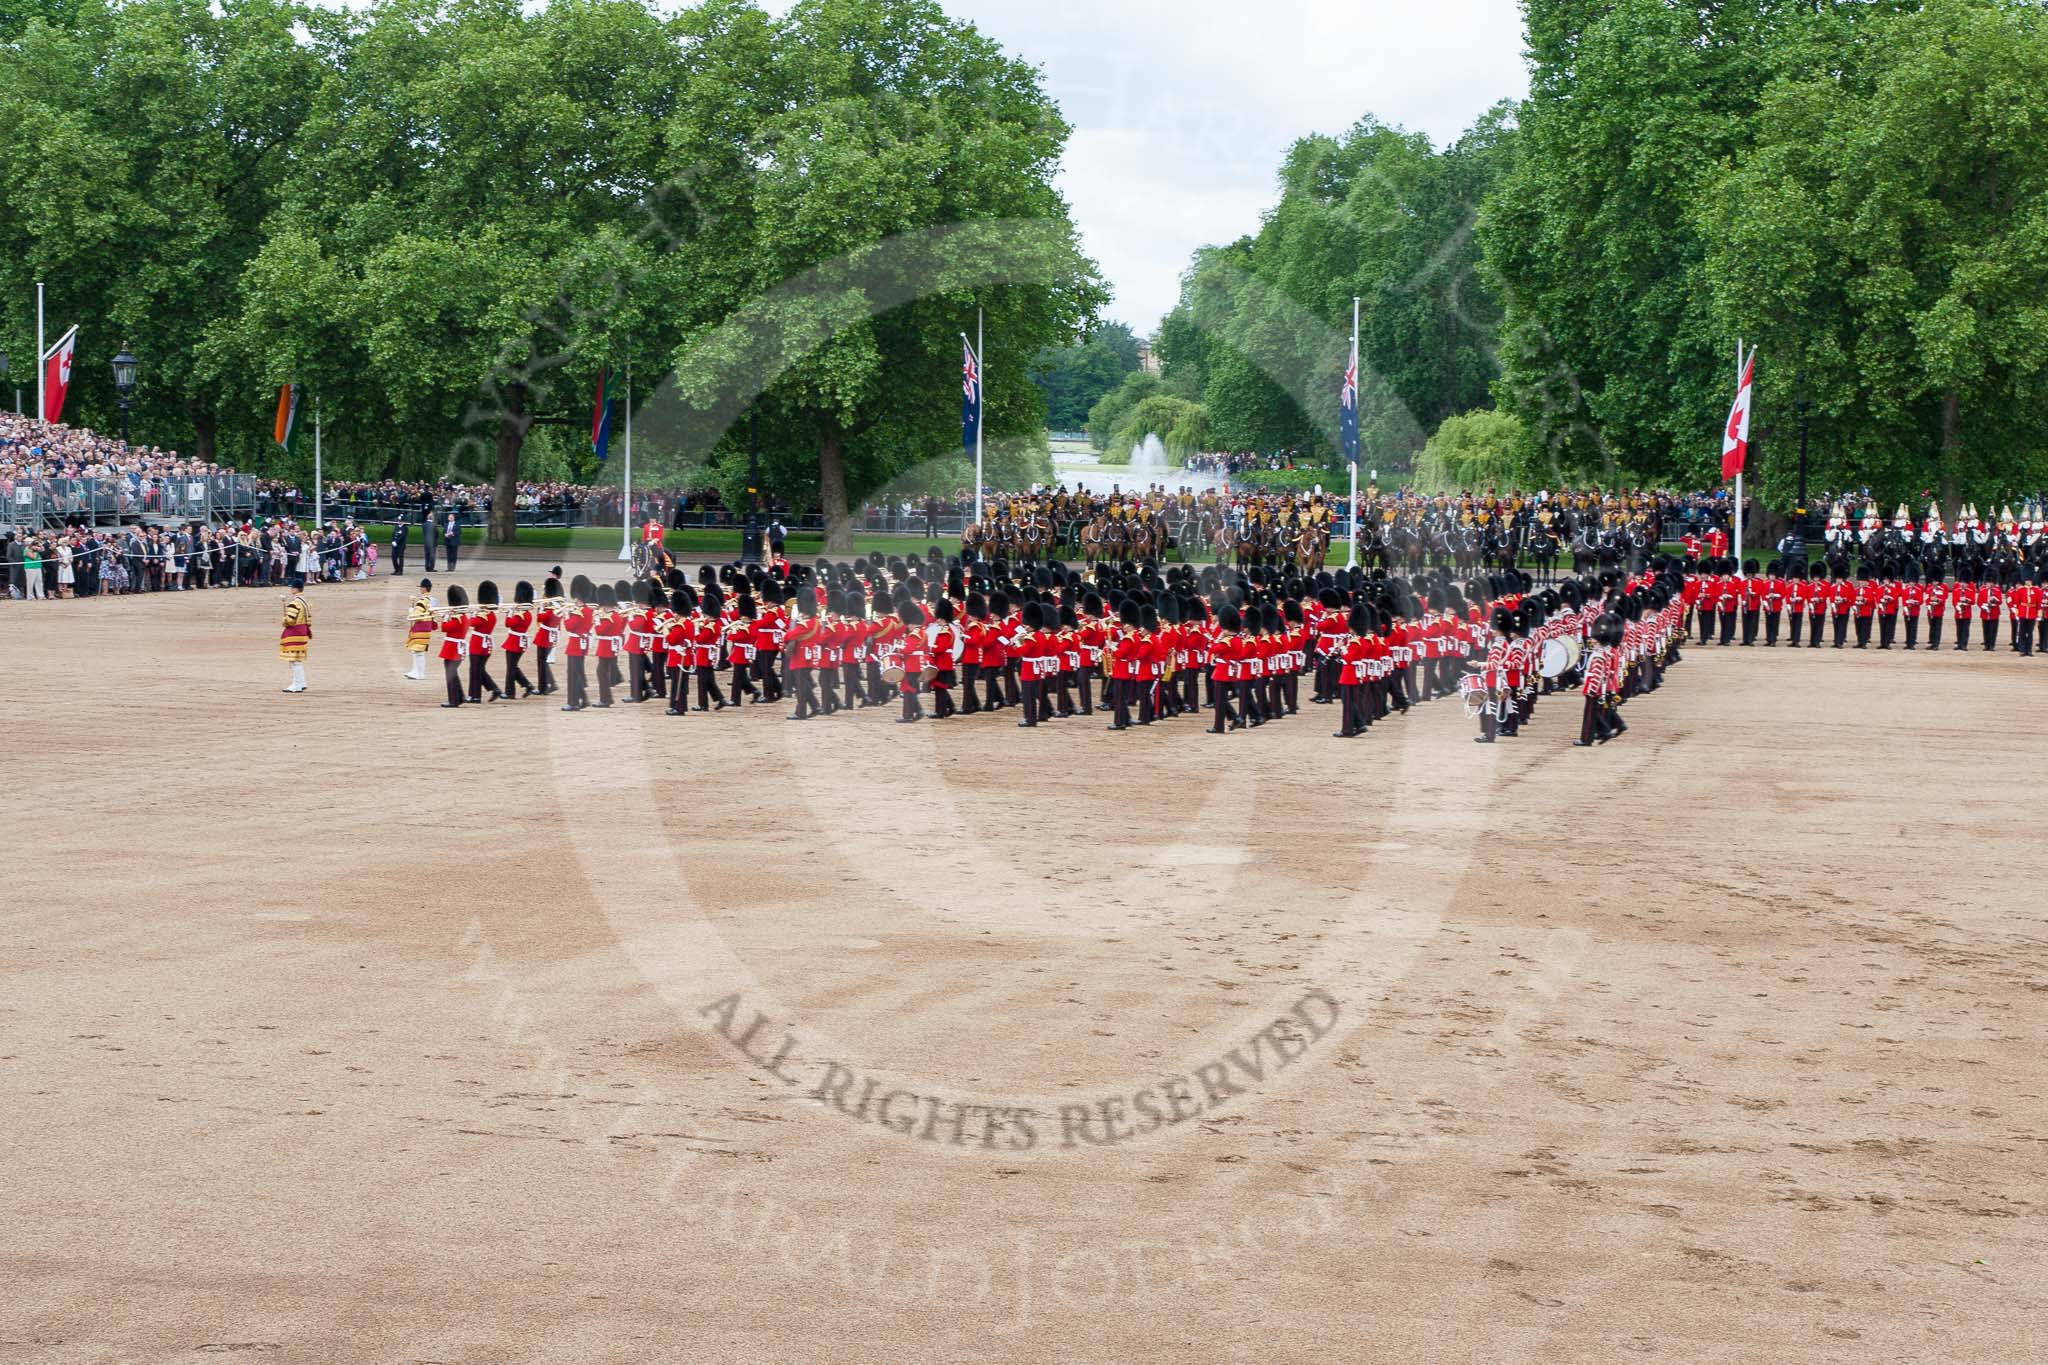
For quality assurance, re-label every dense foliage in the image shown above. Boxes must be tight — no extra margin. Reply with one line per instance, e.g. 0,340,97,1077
0,0,1099,545
1150,0,2048,505
1030,320,1140,431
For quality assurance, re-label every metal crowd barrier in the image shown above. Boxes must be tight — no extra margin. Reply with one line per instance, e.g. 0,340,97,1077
0,473,266,529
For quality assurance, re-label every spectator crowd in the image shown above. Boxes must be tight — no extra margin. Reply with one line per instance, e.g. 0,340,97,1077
4,517,380,601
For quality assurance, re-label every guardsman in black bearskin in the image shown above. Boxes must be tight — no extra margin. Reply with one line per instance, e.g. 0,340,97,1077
1474,604,1513,744
502,580,539,699
1015,601,1046,728
1739,559,1762,645
1761,562,1786,646
928,596,959,719
593,583,622,706
1717,562,1740,646
754,581,785,703
438,584,470,709
695,587,729,712
469,581,506,704
1334,603,1370,739
897,599,928,724
1208,602,1241,733
537,576,563,695
1877,570,1901,649
562,576,594,711
727,593,761,704
662,585,693,715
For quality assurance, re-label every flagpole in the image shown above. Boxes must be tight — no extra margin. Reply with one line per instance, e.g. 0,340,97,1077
1734,338,1744,576
313,397,323,529
618,348,633,563
1347,297,1359,569
975,307,985,528
35,281,43,424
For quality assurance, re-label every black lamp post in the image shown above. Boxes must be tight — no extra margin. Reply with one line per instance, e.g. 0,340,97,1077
0,347,10,415
111,344,139,443
742,410,764,566
1794,370,1812,548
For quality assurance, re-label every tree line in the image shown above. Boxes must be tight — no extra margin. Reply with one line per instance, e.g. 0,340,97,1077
1120,0,2048,508
0,0,1100,546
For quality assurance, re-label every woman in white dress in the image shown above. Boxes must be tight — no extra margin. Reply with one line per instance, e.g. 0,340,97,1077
56,538,75,597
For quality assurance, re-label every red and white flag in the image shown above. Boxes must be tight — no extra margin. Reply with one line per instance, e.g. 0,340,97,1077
42,326,78,425
1721,347,1755,481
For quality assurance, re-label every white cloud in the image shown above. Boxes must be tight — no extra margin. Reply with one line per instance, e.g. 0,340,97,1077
922,0,1531,332
755,0,1528,331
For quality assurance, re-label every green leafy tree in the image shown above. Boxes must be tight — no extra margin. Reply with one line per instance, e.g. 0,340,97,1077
1157,111,1508,472
1481,0,1915,486
1701,0,2048,510
1084,370,1163,453
0,0,325,462
1411,408,1536,493
1031,320,1139,430
217,0,695,540
663,0,1101,551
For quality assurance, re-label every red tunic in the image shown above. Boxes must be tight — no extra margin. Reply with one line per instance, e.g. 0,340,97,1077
501,609,535,654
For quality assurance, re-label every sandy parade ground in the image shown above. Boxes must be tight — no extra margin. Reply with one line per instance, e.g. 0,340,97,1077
4,558,2045,1363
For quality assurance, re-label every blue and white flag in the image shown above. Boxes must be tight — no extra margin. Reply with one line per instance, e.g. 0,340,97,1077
962,338,982,452
1339,337,1360,466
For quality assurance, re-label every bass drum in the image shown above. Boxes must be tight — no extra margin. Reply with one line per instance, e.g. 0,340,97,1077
1538,637,1582,680
1457,673,1489,719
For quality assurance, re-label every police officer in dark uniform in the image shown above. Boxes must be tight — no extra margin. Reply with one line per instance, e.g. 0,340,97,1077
390,517,408,575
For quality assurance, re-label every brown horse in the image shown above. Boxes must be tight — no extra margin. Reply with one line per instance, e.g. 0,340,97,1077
1209,516,1237,565
1293,522,1331,575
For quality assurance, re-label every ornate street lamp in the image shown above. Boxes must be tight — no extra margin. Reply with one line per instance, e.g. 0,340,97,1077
111,344,139,443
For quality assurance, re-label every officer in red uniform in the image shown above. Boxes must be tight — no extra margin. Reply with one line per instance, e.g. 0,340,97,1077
533,576,562,695
1899,568,1926,650
560,577,594,711
437,583,470,708
2013,570,2042,657
1829,568,1856,648
895,601,928,724
1760,563,1786,646
1209,605,1243,733
501,580,539,698
1876,573,1900,649
1951,575,1976,652
1851,569,1878,648
661,586,694,714
1739,559,1763,645
1977,576,2005,652
1333,605,1373,738
1106,600,1142,731
468,580,505,703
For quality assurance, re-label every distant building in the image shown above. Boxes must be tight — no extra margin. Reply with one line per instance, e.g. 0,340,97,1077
1136,339,1161,375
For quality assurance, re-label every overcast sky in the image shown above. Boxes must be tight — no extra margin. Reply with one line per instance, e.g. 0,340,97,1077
761,0,1531,333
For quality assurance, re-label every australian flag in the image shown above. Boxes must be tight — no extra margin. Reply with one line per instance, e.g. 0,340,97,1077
591,366,615,463
1339,337,1360,466
962,338,982,452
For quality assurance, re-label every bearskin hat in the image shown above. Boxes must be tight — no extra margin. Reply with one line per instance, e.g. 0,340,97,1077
446,584,469,609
